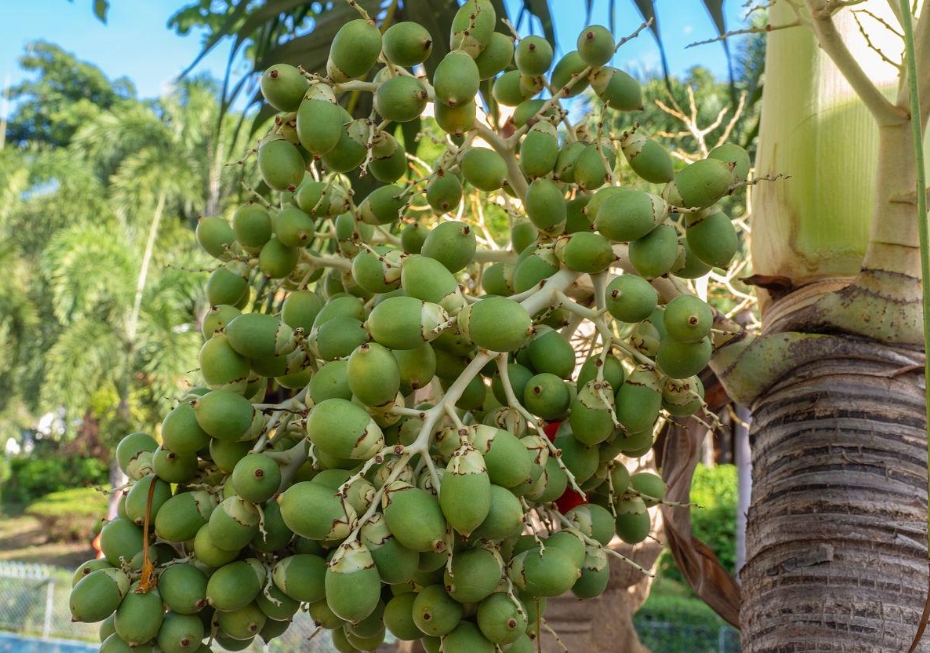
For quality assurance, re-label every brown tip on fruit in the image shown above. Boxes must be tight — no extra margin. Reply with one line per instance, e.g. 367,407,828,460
528,43,537,51
270,69,279,79
586,31,595,40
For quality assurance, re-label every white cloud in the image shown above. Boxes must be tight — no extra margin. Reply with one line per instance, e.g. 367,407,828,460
683,25,694,35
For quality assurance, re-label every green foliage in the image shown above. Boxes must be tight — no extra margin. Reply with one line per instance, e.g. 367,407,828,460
24,487,108,542
658,463,738,584
7,41,136,148
2,449,108,506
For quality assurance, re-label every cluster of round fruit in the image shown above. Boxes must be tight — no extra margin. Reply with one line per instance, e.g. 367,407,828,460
69,2,748,652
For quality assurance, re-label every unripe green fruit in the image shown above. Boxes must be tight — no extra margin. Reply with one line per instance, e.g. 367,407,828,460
629,224,679,278
444,620,496,653
192,522,238,567
527,327,576,379
631,471,667,506
686,207,739,268
393,343,437,394
366,296,446,350
158,564,208,615
444,547,501,604
619,129,674,183
569,380,616,447
615,366,663,433
481,262,514,296
296,98,350,156
281,290,323,332
663,294,713,343
551,51,590,97
384,593,421,640
594,189,668,242
321,119,369,173
577,25,614,66
217,603,266,641
375,75,429,123
402,221,428,254
231,453,282,504
576,352,625,390
708,142,751,182
591,67,644,111
273,554,327,603
226,312,297,359
116,432,158,477
474,32,514,79
662,375,704,416
330,19,382,79
573,140,616,190
433,51,480,107
348,342,401,407
435,98,477,136
124,474,171,526
277,481,355,541
462,147,507,191
208,495,260,552
70,568,130,623
206,560,263,612
451,0,496,57
565,503,615,547
673,237,714,279
426,174,463,214
615,496,651,543
458,297,533,353
351,246,403,295
519,122,559,179
153,491,212,542
511,546,580,597
421,221,477,273
156,612,204,653
515,35,553,76
674,158,734,209
258,138,305,191
114,586,163,646
512,98,552,127
471,484,525,541
605,274,657,323
477,593,527,645
361,513,420,585
369,135,408,183
383,482,448,553
325,542,382,624
196,216,235,260
413,584,463,637
524,178,566,235
193,389,253,441
206,262,248,306
261,64,308,112
512,247,558,293
656,335,712,379
511,221,538,253
523,373,570,420
258,236,299,279
306,397,384,460
152,446,198,484
572,546,610,599
557,231,615,274
440,446,492,536
99,633,150,653
274,207,314,248
201,304,240,341
232,203,271,251
492,70,530,106
382,21,433,67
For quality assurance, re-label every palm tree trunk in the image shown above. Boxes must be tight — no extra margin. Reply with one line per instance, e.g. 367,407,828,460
740,340,927,652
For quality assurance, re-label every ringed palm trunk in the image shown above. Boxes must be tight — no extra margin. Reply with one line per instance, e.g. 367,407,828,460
710,2,930,650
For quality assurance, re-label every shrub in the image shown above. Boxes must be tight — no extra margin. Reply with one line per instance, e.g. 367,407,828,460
25,487,108,542
2,448,109,505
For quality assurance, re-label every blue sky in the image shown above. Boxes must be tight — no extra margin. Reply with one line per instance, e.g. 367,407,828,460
0,0,749,107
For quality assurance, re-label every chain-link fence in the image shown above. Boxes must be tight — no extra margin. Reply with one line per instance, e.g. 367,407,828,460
636,619,740,653
0,561,737,653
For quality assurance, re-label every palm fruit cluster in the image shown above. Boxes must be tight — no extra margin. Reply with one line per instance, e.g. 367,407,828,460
71,2,748,652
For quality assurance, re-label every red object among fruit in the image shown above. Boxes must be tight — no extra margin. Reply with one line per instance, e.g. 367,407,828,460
555,488,587,513
542,420,561,442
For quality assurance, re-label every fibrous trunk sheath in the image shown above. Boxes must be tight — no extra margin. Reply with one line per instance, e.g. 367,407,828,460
741,343,927,651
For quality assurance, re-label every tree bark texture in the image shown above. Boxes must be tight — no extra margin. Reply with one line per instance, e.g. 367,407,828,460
741,341,928,652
